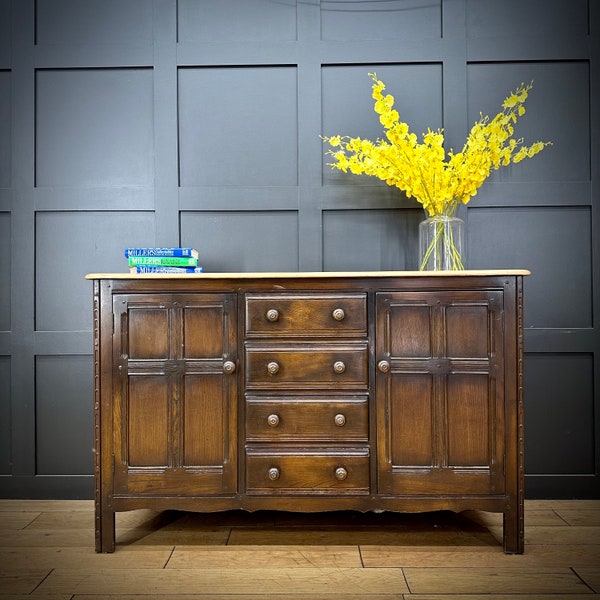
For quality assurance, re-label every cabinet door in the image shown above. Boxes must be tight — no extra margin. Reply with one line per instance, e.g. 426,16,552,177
376,290,505,495
112,293,237,496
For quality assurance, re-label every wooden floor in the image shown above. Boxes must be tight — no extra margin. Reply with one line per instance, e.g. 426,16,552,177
0,499,599,598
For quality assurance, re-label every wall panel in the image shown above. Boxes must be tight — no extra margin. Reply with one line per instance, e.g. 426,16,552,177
0,212,10,331
178,66,298,187
321,63,443,186
35,0,153,45
181,210,299,272
0,71,9,189
468,206,592,329
35,211,155,331
35,68,154,188
178,0,297,43
467,61,590,182
466,0,589,39
320,0,442,41
0,0,10,66
525,353,595,475
35,355,93,475
322,208,421,271
0,357,10,474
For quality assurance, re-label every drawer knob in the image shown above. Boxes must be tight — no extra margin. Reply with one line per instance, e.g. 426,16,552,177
332,308,345,321
334,413,346,427
333,360,346,374
223,360,236,374
267,361,280,375
267,414,280,427
335,467,348,481
377,359,391,373
266,308,279,322
268,467,280,481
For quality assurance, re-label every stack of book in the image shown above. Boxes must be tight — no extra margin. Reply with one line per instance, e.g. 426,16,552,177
125,247,204,273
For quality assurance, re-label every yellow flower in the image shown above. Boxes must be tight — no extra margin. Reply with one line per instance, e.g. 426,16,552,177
323,74,552,215
502,93,519,109
528,141,546,156
380,109,398,129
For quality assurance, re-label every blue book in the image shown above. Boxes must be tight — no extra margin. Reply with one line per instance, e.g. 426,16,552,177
131,265,204,274
124,247,199,258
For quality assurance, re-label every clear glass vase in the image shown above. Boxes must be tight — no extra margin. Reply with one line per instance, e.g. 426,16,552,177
419,214,465,271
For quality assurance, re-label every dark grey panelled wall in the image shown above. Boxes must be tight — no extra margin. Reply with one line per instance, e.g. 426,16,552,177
0,0,598,499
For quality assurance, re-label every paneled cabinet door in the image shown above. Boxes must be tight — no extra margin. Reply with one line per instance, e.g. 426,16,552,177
376,290,505,496
111,293,238,496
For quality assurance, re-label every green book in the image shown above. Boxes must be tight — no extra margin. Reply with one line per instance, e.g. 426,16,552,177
128,256,198,267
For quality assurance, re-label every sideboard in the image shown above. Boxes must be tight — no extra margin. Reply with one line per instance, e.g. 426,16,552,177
87,270,528,553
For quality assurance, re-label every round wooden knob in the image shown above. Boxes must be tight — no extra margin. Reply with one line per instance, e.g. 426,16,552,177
266,309,279,322
333,361,346,374
334,414,346,427
223,360,236,374
377,359,391,373
335,467,348,481
267,361,280,375
268,467,280,481
267,414,280,427
332,308,345,321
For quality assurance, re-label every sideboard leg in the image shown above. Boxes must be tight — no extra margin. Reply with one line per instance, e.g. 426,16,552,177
95,503,115,553
503,504,524,554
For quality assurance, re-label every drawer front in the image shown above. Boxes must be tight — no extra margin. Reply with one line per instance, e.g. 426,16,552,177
245,449,370,494
246,396,369,441
245,293,367,336
245,343,368,388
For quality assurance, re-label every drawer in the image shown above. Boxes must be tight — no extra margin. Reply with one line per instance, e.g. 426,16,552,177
245,342,368,389
245,293,367,336
246,395,369,441
245,448,370,494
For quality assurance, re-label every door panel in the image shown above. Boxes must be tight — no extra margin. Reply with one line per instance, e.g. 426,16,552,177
127,375,169,467
113,293,237,496
388,303,432,358
446,372,491,467
183,373,230,466
127,308,170,359
388,373,434,467
183,304,226,358
376,290,505,496
445,305,492,358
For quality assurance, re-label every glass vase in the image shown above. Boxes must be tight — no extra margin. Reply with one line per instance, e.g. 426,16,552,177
419,214,465,271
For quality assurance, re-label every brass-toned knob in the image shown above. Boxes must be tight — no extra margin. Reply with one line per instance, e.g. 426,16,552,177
332,308,345,321
333,361,346,374
335,467,348,481
267,361,280,375
223,360,236,374
334,414,346,427
268,467,280,481
267,414,280,427
266,308,279,322
377,359,391,373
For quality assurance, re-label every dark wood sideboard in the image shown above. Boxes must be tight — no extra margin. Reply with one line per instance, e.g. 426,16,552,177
87,270,528,553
